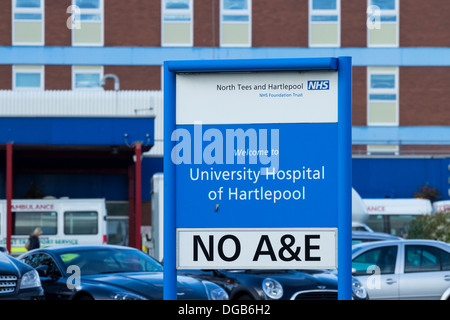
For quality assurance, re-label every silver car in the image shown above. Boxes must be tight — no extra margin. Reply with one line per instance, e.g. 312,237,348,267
352,239,450,300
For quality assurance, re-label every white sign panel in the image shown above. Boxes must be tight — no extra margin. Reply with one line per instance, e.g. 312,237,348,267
176,71,338,125
177,228,337,269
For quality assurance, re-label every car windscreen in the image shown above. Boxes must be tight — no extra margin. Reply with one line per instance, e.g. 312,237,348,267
57,248,163,275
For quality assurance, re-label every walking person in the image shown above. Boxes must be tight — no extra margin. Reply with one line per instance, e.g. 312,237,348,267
26,227,42,251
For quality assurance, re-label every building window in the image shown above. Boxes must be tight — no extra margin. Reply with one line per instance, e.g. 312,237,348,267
367,0,399,47
367,67,399,155
13,65,44,90
309,0,340,47
12,0,44,45
162,0,193,47
72,66,103,90
220,0,251,47
72,0,104,46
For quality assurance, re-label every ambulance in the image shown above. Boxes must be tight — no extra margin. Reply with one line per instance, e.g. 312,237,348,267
363,198,433,237
0,198,107,256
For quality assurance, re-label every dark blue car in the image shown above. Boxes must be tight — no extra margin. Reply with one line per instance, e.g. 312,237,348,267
179,269,368,300
18,245,228,300
0,248,44,300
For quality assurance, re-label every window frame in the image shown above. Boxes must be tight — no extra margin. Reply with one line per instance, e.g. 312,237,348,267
12,65,45,90
404,245,445,273
71,66,104,90
12,0,45,46
64,211,99,235
220,0,252,47
161,0,194,47
21,252,63,277
308,0,341,47
367,66,399,127
367,0,399,48
12,211,57,236
352,245,398,276
71,0,104,47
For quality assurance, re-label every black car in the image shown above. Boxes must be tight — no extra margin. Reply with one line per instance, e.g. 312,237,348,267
18,245,228,300
179,269,368,300
0,248,44,300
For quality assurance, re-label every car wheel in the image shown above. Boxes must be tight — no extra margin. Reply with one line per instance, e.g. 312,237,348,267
77,294,94,300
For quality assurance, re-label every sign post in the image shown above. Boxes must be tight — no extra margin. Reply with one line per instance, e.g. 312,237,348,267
164,57,352,300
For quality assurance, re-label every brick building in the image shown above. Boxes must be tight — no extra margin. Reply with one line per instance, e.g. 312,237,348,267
1,0,450,247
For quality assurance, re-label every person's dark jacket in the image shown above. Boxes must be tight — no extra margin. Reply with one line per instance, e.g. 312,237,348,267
27,234,40,251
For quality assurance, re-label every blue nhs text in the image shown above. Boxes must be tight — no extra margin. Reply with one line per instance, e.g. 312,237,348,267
307,80,330,90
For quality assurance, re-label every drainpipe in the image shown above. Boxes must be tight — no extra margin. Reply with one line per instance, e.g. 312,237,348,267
101,74,120,91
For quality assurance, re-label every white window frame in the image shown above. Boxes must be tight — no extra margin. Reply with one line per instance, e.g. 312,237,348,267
309,0,341,47
367,67,399,126
72,66,104,90
161,0,193,47
13,65,44,90
220,0,252,47
12,0,45,46
71,0,104,47
367,0,399,48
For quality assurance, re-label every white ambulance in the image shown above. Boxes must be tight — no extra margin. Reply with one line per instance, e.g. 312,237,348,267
0,198,107,256
363,198,433,237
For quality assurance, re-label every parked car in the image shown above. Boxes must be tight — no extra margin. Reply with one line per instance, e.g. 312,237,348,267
352,239,450,300
178,269,368,300
352,231,401,246
352,222,373,232
18,245,228,300
0,250,44,300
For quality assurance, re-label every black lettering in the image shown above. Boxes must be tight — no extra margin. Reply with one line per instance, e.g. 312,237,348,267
193,235,214,261
278,234,301,261
253,235,277,261
305,235,321,261
218,235,241,261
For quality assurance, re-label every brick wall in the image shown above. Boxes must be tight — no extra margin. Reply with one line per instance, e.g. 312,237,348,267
194,0,217,47
0,66,12,90
0,1,11,45
341,0,366,47
105,0,160,46
401,0,450,47
45,65,71,90
352,67,367,126
46,0,71,46
400,67,450,125
253,0,308,47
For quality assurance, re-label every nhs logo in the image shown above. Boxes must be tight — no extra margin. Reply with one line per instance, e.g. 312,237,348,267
307,80,330,90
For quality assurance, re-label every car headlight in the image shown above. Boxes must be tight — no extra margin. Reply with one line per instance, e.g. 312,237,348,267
110,292,147,300
20,270,41,289
352,277,368,300
262,278,283,300
202,281,229,300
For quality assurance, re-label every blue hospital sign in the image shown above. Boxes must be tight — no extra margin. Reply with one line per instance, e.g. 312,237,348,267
164,58,353,299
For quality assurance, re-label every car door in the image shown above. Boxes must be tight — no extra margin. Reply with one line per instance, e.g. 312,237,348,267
352,245,400,300
21,253,68,300
399,244,450,300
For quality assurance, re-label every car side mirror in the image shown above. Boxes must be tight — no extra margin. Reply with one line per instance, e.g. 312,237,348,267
351,268,356,275
36,265,49,277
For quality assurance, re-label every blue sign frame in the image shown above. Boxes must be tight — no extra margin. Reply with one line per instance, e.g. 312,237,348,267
164,57,352,300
